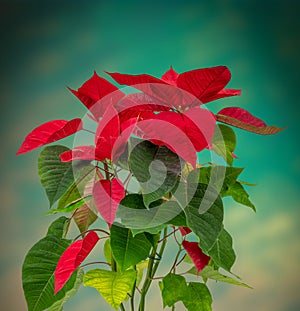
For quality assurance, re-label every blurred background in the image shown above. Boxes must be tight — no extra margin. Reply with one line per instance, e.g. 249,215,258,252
1,0,299,310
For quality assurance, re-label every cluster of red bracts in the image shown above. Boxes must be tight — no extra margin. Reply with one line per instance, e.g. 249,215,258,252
16,66,282,224
17,66,282,295
16,66,282,158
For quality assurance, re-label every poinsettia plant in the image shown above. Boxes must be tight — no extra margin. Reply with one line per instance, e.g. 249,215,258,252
17,66,283,311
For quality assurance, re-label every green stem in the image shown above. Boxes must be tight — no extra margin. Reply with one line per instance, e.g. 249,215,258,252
138,229,168,311
151,228,168,278
131,271,136,311
120,303,126,311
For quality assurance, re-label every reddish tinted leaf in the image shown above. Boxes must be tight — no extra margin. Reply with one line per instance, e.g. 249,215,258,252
60,146,96,162
54,231,99,294
217,107,284,135
73,204,98,233
93,178,125,226
161,66,179,86
202,88,241,104
177,66,231,103
182,240,210,273
178,226,192,236
69,71,123,119
17,119,82,155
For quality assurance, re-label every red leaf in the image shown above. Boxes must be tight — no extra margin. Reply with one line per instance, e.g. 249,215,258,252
161,66,179,86
60,146,96,162
182,107,216,151
16,119,82,155
69,71,123,119
95,106,120,161
177,66,231,103
109,67,235,109
178,226,192,236
107,71,182,109
93,178,125,226
107,71,166,87
182,240,210,273
133,112,197,167
116,93,170,123
217,107,284,135
202,88,241,104
111,117,138,162
54,231,99,294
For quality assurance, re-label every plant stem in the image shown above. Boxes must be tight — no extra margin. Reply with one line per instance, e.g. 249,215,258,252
104,161,110,180
138,229,168,311
152,228,168,277
131,275,136,311
120,303,126,311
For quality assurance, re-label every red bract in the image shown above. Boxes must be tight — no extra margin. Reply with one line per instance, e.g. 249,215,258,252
217,107,284,135
178,226,192,236
128,107,216,166
60,106,137,163
108,66,241,109
16,119,82,155
93,178,125,226
182,240,210,274
69,71,124,119
54,231,99,294
60,145,96,162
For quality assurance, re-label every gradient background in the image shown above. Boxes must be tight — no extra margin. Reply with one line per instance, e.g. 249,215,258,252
1,0,300,310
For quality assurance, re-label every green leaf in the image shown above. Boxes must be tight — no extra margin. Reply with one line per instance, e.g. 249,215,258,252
117,194,186,234
208,228,235,272
184,183,223,252
212,124,236,165
57,164,95,210
83,269,136,310
104,238,112,265
110,225,152,271
46,216,70,238
160,274,187,307
183,282,212,311
136,260,148,286
47,269,84,311
38,145,75,207
223,181,256,211
47,197,91,215
22,235,79,311
129,140,182,207
191,166,256,211
198,266,252,288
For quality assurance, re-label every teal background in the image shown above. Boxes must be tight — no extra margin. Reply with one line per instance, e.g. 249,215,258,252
1,0,299,310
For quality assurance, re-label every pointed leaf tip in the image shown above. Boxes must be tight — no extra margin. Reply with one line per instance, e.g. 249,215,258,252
54,231,99,294
182,240,210,273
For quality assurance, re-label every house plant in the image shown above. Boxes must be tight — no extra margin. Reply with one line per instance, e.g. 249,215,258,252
17,66,283,311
